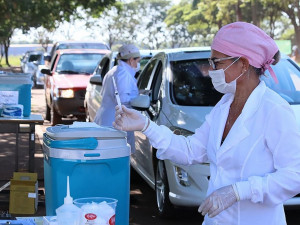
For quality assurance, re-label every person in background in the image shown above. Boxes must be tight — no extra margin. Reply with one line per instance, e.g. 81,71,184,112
291,45,300,64
113,22,300,225
44,53,51,67
94,44,141,153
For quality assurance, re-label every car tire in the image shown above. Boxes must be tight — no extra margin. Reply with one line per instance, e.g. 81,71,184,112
155,159,175,218
45,102,51,121
51,105,62,126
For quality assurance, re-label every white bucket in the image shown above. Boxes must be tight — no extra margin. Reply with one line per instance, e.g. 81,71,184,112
74,197,118,225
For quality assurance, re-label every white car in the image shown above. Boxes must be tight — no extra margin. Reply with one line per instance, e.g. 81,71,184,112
130,48,300,217
22,51,44,75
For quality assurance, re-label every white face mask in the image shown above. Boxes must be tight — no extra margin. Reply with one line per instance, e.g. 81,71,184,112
135,62,140,72
208,57,244,94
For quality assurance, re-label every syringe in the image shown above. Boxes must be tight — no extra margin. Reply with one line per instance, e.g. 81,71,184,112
112,76,122,110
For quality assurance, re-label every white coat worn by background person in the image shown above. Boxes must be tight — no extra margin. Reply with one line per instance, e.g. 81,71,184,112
94,44,140,153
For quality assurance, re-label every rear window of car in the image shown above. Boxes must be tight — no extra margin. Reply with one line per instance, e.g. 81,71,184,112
170,59,223,106
56,53,104,74
262,58,300,104
28,54,42,62
57,43,109,50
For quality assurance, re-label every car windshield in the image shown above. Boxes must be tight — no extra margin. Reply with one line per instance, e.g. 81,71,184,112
56,53,104,74
261,58,300,104
170,59,223,106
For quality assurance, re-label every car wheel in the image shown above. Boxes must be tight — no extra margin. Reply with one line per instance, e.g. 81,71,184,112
45,102,51,121
51,105,62,126
155,159,174,218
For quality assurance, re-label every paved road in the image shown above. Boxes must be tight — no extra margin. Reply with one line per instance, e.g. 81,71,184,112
31,88,300,225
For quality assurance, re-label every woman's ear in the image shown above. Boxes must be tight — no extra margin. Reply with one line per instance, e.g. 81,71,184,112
240,57,250,72
128,57,134,67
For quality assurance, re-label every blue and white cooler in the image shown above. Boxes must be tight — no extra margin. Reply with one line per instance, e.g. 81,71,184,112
43,122,131,225
0,73,32,117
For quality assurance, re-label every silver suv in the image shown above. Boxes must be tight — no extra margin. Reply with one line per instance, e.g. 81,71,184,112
131,47,219,217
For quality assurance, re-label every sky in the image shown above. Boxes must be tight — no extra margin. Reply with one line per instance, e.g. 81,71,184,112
11,0,181,44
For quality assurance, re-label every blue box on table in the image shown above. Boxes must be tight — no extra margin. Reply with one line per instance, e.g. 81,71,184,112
43,122,131,225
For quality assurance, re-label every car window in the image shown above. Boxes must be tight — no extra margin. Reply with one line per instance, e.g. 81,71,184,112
137,59,158,90
140,56,152,71
151,61,163,102
94,57,108,76
170,59,223,106
28,54,42,62
100,58,110,79
51,55,58,71
261,58,300,104
55,53,104,74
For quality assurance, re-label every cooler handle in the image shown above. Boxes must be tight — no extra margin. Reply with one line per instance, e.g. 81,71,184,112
84,153,101,157
43,133,98,150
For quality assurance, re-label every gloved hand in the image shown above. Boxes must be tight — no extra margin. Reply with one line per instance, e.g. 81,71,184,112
113,105,147,131
198,185,239,218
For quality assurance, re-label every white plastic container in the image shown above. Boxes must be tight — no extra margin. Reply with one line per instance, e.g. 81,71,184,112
74,197,117,225
56,176,81,225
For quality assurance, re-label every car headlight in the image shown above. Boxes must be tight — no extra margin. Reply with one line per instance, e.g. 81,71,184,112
175,166,191,187
58,89,74,98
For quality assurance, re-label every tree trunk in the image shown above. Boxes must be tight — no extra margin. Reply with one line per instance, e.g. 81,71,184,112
236,0,242,21
295,27,300,50
251,0,259,26
3,38,10,67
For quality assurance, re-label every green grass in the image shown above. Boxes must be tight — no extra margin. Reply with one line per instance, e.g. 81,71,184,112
0,55,22,67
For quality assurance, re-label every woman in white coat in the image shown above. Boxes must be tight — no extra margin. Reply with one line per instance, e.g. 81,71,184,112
94,44,141,153
113,22,300,225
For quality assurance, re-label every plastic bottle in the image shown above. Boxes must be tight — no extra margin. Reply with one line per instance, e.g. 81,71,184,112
56,176,82,225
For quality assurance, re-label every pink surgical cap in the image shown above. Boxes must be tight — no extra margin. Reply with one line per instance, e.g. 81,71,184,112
211,22,279,82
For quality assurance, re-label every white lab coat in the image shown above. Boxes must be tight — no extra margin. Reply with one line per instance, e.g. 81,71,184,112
144,81,300,225
94,60,139,153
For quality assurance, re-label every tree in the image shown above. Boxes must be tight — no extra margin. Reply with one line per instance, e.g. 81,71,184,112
0,0,116,66
274,0,300,47
88,0,171,49
165,0,196,47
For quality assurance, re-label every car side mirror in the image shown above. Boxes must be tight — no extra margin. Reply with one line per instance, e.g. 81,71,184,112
90,75,102,85
41,68,52,75
130,94,150,110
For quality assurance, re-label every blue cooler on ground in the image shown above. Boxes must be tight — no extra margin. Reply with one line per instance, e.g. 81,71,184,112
0,73,32,117
43,122,131,225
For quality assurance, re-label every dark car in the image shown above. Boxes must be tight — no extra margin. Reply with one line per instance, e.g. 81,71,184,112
42,49,110,125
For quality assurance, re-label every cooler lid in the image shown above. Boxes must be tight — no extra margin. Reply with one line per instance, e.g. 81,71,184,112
45,122,127,140
0,73,32,84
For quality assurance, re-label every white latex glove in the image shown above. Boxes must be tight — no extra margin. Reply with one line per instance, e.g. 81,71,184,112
113,105,146,131
198,185,238,218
